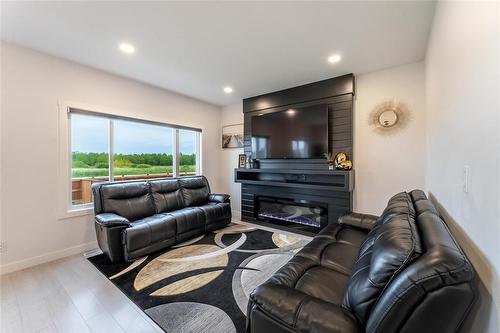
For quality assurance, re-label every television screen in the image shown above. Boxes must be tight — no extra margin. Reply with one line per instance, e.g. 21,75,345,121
251,105,328,159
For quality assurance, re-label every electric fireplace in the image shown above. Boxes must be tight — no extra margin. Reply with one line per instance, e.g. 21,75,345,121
256,196,328,230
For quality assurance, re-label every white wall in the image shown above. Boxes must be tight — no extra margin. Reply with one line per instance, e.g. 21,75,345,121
425,1,500,332
219,103,244,218
0,42,223,273
354,62,426,214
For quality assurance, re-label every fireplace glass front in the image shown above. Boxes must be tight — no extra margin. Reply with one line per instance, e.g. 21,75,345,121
256,196,327,229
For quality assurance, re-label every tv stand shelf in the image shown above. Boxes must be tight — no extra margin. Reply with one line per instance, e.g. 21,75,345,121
234,168,354,192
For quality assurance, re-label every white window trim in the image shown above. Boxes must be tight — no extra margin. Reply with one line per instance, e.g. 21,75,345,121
57,101,204,220
196,131,202,175
173,129,180,176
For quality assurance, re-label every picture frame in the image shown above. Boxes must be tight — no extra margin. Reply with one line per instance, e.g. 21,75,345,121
238,154,246,168
222,123,244,148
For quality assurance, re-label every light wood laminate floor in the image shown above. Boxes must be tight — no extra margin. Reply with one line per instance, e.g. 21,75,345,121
0,254,164,333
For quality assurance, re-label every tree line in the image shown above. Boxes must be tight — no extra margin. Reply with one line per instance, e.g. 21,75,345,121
72,152,195,168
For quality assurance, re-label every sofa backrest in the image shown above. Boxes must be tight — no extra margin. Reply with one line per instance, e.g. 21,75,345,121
342,192,422,325
179,176,210,206
365,190,475,333
97,181,156,221
92,176,212,219
149,178,185,213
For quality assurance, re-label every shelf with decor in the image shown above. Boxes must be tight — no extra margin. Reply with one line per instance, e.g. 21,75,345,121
234,168,354,192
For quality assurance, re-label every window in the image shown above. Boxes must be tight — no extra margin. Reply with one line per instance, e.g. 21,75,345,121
69,110,201,208
113,120,174,180
178,129,200,176
71,114,109,205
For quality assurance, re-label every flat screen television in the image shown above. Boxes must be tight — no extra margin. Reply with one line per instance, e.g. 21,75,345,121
251,104,328,159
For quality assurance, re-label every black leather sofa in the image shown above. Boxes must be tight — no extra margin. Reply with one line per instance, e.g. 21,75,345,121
247,190,475,333
92,176,231,262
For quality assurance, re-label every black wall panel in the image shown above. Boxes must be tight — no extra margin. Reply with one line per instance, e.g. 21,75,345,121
238,74,355,232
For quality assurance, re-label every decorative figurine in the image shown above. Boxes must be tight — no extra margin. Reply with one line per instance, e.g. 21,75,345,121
334,152,353,170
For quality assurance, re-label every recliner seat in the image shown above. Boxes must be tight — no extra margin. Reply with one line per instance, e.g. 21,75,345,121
246,190,475,333
92,176,231,262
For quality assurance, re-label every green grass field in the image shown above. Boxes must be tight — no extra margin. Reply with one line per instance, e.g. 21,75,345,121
72,165,195,178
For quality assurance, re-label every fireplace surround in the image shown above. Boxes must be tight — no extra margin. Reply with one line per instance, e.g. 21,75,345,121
236,74,355,235
235,165,354,235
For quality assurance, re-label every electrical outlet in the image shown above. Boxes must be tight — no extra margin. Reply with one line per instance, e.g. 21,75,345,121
0,241,7,254
463,166,470,193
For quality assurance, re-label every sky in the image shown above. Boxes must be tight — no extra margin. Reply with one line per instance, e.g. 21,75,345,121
71,114,196,154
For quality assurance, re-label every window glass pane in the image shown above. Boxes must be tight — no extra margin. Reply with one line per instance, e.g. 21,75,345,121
113,120,174,181
179,129,198,176
71,114,109,206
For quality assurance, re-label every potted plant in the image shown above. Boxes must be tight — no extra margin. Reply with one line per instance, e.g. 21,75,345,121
324,152,335,170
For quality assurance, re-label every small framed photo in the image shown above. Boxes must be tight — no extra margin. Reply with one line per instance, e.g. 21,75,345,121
222,123,244,148
238,154,246,168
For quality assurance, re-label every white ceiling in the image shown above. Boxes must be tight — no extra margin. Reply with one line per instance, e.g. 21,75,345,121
1,1,436,106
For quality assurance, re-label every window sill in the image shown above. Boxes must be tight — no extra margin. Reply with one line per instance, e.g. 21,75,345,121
58,206,94,220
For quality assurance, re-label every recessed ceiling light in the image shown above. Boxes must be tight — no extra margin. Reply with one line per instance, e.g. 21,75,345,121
223,86,233,94
328,54,341,64
286,109,296,115
119,42,135,54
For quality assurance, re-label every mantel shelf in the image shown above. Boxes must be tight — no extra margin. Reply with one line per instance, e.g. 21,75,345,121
234,168,354,192
234,168,352,176
234,179,350,191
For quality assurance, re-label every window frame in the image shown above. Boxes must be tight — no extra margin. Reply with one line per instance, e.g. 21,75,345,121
58,102,202,218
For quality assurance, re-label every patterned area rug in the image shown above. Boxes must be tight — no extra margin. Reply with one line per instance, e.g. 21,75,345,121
88,223,310,333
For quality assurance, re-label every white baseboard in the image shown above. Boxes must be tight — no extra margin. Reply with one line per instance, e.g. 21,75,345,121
0,241,98,275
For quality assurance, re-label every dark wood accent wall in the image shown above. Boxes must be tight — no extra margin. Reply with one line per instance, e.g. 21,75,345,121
329,94,354,158
243,74,355,113
239,74,355,230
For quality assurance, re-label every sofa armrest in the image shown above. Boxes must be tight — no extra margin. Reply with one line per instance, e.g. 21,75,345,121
338,212,378,231
208,193,230,204
95,213,130,227
248,283,359,333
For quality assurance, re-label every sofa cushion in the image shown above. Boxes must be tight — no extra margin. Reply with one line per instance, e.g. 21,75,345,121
150,179,185,213
342,192,422,324
124,214,177,252
410,189,440,216
262,222,367,301
249,283,359,333
100,181,155,221
166,207,205,235
295,266,351,304
179,176,210,206
197,202,231,227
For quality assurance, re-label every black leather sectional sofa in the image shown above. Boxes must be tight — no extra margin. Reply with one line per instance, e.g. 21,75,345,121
247,190,475,333
92,176,231,262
